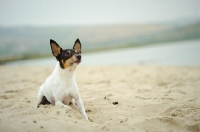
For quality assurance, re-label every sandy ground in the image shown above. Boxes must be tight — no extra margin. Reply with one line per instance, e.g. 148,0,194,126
0,65,200,132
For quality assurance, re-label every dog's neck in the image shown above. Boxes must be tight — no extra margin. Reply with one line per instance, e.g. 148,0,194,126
52,62,76,80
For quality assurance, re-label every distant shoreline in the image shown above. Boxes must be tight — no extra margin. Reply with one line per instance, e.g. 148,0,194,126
1,38,200,65
5,39,200,66
1,22,200,64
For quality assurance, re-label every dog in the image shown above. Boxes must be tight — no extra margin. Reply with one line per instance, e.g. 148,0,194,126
36,39,89,121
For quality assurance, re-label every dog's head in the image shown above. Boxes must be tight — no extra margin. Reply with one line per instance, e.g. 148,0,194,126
50,39,81,69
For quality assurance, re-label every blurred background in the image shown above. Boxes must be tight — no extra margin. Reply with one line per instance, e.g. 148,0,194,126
0,0,200,66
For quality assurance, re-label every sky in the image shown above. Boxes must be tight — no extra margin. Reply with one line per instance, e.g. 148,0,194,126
0,0,200,26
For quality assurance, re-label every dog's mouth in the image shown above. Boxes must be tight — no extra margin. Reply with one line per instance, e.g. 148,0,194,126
74,60,81,63
72,60,81,64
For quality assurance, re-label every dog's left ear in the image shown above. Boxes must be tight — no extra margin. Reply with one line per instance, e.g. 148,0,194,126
50,39,62,57
73,39,81,53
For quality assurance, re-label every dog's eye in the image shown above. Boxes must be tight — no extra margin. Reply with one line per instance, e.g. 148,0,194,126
65,52,70,56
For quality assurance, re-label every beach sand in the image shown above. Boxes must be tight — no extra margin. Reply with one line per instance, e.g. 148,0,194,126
0,65,200,132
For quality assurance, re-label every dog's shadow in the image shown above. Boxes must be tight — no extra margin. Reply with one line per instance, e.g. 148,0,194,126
40,96,51,105
40,96,73,106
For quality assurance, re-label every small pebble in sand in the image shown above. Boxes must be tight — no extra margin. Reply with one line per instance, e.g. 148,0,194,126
113,102,118,105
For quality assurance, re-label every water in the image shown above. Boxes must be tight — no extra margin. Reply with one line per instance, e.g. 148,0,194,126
7,39,200,66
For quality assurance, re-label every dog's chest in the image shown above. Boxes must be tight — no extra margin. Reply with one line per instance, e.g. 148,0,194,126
51,74,79,96
53,76,77,91
46,63,80,100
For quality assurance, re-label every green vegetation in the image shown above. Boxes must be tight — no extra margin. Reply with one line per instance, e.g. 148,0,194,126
0,22,200,63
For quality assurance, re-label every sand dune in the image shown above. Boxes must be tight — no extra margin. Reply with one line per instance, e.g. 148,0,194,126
0,65,200,132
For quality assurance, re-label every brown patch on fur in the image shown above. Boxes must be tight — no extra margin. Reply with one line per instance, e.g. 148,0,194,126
61,57,73,68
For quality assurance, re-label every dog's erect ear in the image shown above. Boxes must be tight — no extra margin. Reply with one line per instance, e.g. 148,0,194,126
73,39,81,53
50,39,62,57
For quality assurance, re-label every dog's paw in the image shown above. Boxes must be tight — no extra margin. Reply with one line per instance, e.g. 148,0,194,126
71,99,76,105
63,105,72,111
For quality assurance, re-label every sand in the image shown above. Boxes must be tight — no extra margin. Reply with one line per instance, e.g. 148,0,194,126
0,65,200,132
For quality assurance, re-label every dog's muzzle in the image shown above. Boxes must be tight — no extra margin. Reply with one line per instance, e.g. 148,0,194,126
76,54,81,60
71,54,81,64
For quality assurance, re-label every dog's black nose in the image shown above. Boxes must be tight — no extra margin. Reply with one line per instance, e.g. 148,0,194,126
77,55,81,60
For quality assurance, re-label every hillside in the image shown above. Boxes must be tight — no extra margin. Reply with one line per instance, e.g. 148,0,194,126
0,22,200,62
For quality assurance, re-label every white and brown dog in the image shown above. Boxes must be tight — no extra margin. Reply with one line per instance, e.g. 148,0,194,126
36,39,89,121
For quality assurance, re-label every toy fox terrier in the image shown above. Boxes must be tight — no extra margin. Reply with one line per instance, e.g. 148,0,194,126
36,39,89,121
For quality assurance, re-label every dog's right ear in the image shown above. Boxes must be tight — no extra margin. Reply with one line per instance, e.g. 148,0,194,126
50,39,62,57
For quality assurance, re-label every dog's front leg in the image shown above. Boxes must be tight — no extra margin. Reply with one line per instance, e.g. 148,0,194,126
75,97,89,121
55,101,72,110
